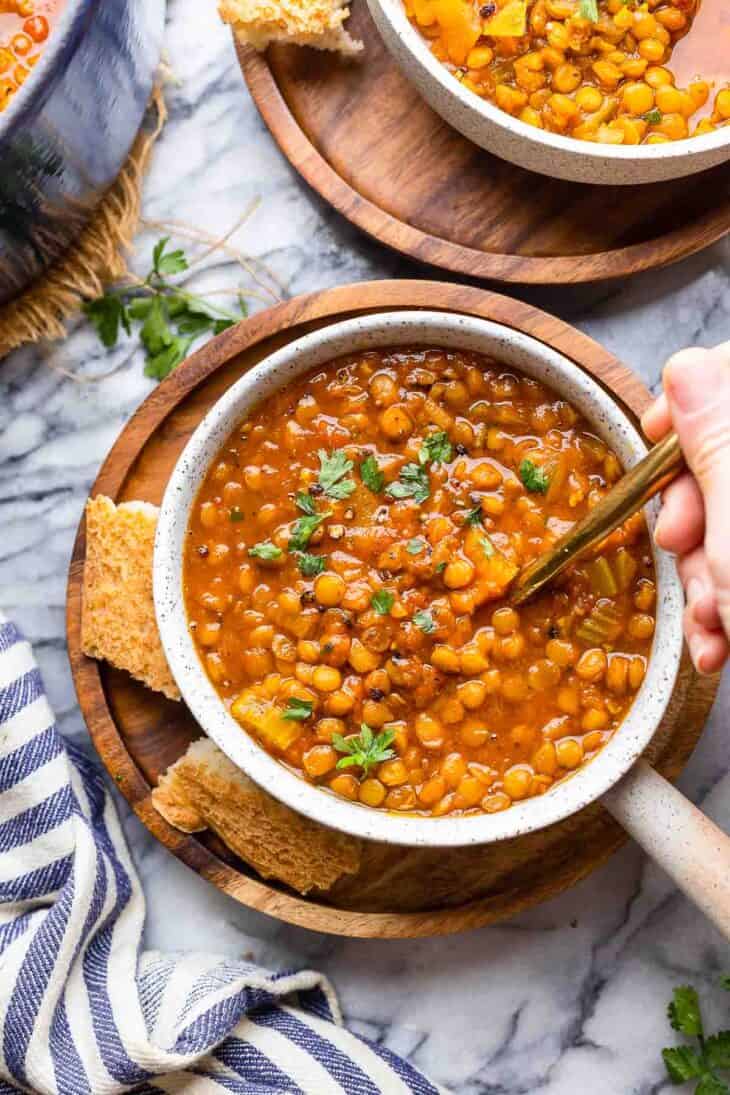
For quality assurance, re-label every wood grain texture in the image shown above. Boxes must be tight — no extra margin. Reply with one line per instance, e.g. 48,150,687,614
66,280,718,937
237,5,730,285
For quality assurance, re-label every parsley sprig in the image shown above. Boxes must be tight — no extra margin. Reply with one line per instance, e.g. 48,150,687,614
332,724,396,776
519,459,550,494
386,462,430,504
318,449,356,500
662,980,730,1093
419,430,453,466
83,237,247,381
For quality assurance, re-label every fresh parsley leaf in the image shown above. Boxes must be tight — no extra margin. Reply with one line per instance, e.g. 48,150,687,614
464,505,484,526
386,463,430,504
519,459,550,494
230,508,245,522
176,312,215,338
697,1075,730,1095
706,1034,730,1072
579,0,599,21
480,535,496,558
360,454,384,494
298,552,325,577
126,296,154,321
214,318,236,335
289,511,330,551
669,987,704,1037
282,697,314,721
152,236,189,279
407,538,425,555
318,449,356,500
419,430,453,466
643,108,663,125
248,541,283,560
720,977,730,993
332,724,396,777
140,297,173,356
82,295,130,348
371,590,395,615
296,492,318,515
435,561,447,573
662,1046,706,1084
413,609,436,633
144,336,193,381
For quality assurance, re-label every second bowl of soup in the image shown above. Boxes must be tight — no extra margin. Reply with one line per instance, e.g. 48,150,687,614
154,311,683,847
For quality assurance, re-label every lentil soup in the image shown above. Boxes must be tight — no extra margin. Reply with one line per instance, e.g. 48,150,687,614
183,348,656,818
405,0,730,145
0,0,63,112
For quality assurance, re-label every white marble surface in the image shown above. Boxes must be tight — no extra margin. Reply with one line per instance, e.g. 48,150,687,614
2,1,730,1091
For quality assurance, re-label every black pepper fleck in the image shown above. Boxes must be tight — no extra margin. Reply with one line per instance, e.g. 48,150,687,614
369,688,385,702
480,3,496,15
197,545,209,557
455,443,468,456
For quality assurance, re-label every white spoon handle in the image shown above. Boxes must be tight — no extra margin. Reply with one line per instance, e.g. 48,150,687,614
603,759,730,939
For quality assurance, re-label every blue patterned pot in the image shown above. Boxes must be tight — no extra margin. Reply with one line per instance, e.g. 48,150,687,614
0,0,164,306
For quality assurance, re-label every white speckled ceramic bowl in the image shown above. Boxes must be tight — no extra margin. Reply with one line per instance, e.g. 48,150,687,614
366,0,730,185
154,310,684,851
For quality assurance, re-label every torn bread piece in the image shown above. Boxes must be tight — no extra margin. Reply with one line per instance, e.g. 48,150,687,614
81,495,180,701
152,737,362,894
219,0,362,56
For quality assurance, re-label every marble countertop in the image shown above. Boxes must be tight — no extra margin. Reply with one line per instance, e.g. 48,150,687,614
2,1,730,1090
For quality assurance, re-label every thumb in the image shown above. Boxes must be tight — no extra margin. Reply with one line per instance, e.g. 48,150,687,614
663,342,730,632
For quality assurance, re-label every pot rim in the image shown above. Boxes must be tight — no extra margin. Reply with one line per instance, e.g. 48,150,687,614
369,0,730,166
153,310,684,848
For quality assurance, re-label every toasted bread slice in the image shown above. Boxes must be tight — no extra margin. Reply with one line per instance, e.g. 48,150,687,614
219,0,362,55
81,495,180,701
152,737,362,894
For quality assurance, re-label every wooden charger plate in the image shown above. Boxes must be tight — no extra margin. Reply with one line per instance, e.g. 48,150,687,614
67,281,717,937
238,8,730,284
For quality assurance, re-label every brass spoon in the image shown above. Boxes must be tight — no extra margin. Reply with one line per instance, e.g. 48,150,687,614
511,432,685,606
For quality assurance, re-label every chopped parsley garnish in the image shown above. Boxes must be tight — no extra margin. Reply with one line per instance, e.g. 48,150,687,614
295,491,318,515
407,538,425,555
359,454,384,494
435,561,447,574
419,430,453,466
480,535,496,559
643,108,663,125
519,459,550,494
579,0,598,21
318,449,356,500
413,609,436,633
371,589,395,615
332,724,396,776
289,511,331,551
661,979,730,1093
282,697,314,721
298,552,325,577
248,541,283,560
229,508,245,522
464,505,483,526
386,462,430,504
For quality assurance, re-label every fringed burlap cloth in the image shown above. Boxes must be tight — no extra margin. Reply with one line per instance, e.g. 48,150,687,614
0,87,167,359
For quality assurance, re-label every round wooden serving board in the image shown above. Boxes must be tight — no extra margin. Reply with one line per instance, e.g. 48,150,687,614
238,9,730,285
67,281,718,937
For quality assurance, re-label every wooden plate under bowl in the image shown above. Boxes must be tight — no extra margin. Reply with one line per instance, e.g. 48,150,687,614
238,5,730,285
67,280,717,938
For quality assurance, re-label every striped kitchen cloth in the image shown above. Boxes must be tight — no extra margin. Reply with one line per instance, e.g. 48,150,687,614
0,613,443,1095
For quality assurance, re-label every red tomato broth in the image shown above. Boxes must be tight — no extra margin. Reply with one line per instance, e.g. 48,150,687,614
183,348,656,818
0,0,64,112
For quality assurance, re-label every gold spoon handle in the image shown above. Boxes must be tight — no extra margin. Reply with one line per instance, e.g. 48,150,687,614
511,432,684,606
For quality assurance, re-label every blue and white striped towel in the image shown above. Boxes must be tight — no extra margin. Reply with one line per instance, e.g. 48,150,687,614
0,613,442,1095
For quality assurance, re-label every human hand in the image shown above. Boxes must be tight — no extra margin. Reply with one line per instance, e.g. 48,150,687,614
642,342,730,675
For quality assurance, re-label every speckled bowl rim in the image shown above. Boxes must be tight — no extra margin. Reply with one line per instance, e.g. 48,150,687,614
370,0,730,166
154,311,684,848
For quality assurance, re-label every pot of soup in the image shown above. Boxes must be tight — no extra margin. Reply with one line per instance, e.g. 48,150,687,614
0,0,164,306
